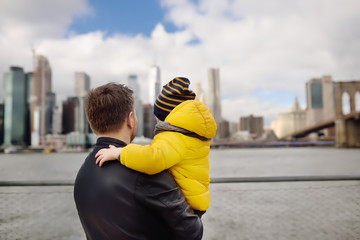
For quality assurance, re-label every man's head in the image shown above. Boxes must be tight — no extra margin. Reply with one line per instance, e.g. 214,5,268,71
154,77,196,121
85,83,137,141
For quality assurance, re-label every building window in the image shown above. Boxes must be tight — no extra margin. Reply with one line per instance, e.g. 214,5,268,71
311,82,323,109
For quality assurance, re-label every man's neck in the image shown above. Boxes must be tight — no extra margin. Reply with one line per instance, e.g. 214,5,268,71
97,131,131,144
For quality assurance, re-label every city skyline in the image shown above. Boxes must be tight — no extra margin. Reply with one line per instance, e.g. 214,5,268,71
0,0,360,127
1,60,358,129
1,63,359,148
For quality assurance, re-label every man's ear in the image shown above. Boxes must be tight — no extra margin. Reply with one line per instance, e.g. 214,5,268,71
127,111,135,129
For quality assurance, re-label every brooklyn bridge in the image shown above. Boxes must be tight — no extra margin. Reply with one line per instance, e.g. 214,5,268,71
284,81,360,148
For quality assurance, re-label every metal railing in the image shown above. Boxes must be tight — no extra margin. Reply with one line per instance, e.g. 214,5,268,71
1,175,360,186
1,176,360,240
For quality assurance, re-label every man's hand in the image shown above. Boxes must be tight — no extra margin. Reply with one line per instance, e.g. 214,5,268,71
95,145,123,167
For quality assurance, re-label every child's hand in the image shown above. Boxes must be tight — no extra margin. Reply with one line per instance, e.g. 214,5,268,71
95,145,123,167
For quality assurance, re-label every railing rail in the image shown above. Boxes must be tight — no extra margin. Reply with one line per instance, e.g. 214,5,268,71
1,175,360,186
210,175,360,183
0,180,74,186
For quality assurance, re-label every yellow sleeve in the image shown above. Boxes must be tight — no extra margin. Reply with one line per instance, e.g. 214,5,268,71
120,133,185,175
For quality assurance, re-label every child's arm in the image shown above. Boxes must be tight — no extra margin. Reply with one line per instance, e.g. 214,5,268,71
95,145,122,167
120,134,184,175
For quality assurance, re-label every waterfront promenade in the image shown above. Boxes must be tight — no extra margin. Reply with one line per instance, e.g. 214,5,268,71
0,147,359,239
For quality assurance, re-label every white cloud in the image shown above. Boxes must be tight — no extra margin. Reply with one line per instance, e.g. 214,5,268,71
0,0,92,41
35,31,153,101
1,0,360,128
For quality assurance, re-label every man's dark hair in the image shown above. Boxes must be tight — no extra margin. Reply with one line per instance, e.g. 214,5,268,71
85,83,134,134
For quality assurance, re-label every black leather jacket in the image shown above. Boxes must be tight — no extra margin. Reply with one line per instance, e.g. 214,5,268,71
74,137,203,240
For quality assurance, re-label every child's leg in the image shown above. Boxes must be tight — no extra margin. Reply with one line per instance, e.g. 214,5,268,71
193,210,206,218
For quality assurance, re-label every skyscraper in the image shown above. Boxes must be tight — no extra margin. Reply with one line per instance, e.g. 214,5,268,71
74,72,90,97
240,115,264,139
62,97,78,134
0,102,4,145
208,68,222,124
128,75,140,99
45,92,56,135
74,72,90,134
218,119,230,139
3,67,30,146
127,75,144,137
31,55,53,146
52,106,62,135
25,73,32,145
143,103,156,139
148,65,161,104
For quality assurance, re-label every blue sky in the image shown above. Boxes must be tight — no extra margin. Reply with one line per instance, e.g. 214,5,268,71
69,0,177,37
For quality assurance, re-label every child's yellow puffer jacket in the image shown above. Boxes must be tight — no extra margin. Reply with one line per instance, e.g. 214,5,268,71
120,100,217,211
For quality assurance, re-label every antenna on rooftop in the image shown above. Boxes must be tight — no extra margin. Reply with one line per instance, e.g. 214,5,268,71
31,46,37,71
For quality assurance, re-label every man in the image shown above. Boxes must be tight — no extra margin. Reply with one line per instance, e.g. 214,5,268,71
73,83,203,240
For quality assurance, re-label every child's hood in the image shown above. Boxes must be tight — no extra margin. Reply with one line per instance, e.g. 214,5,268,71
164,100,217,139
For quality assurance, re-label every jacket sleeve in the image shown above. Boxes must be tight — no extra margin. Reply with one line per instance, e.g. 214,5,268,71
136,171,203,240
120,133,184,175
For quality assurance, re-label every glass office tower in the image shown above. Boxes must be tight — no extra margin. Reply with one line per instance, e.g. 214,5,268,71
3,67,28,146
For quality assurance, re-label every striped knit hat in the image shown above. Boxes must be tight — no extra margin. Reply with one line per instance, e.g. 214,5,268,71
154,77,196,121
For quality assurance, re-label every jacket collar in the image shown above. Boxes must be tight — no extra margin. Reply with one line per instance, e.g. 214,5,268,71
154,121,210,141
96,137,127,148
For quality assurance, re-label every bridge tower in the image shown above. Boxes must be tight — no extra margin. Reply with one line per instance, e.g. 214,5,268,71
335,81,360,147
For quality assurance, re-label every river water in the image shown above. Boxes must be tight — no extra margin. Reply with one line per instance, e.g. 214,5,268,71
1,147,359,180
0,147,360,239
